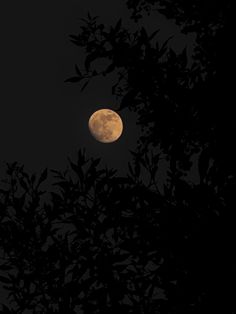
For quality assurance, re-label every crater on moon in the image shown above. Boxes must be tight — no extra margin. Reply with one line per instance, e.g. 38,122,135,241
88,109,123,143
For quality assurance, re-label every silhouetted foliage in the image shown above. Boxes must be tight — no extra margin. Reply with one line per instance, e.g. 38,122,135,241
0,151,166,313
126,0,230,35
1,0,235,313
62,1,236,312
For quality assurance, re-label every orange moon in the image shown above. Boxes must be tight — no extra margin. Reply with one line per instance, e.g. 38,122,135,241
88,109,123,143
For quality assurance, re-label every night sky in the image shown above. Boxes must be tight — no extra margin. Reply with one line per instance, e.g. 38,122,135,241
0,0,195,176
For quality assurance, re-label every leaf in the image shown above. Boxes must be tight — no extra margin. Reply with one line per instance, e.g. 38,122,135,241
198,147,211,183
68,160,78,174
159,35,173,57
85,52,97,71
81,80,89,91
75,64,82,76
134,162,141,177
0,275,12,284
91,158,101,169
52,181,69,190
69,35,81,47
109,177,133,185
114,18,122,32
179,47,188,67
149,29,160,41
119,89,137,110
37,168,48,188
0,188,8,195
128,162,134,177
104,62,116,75
69,34,79,41
31,173,36,184
19,178,28,191
140,27,148,43
0,304,13,313
64,76,82,83
14,195,26,209
0,263,12,271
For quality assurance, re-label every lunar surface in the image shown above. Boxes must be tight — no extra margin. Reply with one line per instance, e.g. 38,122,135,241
88,109,123,143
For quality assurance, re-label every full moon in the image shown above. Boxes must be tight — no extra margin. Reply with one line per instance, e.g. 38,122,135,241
88,109,123,143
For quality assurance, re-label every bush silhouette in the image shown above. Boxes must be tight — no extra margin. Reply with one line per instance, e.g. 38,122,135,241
0,150,167,313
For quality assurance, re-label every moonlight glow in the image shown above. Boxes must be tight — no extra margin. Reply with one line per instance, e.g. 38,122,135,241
88,109,123,143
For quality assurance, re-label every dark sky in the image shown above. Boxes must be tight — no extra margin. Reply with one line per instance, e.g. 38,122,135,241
0,0,195,177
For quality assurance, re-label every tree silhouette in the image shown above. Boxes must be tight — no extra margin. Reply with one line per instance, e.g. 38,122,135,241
0,151,167,313
1,0,235,313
